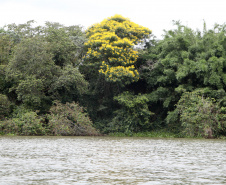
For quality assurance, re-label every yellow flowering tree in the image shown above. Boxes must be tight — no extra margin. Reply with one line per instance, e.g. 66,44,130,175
83,14,151,85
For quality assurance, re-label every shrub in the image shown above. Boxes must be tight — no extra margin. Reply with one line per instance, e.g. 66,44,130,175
109,92,154,133
0,111,46,135
48,101,99,136
176,91,226,138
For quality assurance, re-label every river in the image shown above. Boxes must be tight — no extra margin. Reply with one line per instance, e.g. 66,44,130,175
0,136,225,184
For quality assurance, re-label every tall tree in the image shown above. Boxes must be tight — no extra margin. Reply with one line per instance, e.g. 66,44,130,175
83,14,151,86
81,15,152,126
140,22,226,133
5,21,88,111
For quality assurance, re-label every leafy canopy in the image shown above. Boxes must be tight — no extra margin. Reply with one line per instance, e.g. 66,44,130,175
141,22,226,125
84,14,151,85
5,22,88,110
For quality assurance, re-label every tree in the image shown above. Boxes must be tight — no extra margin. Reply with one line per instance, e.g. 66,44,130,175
83,14,151,86
50,65,88,103
140,22,226,129
4,20,87,67
44,22,86,67
0,32,15,65
6,36,58,110
6,35,88,110
80,15,152,127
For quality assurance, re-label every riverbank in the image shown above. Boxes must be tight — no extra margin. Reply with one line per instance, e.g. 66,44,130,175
2,130,226,139
108,132,226,139
108,130,178,138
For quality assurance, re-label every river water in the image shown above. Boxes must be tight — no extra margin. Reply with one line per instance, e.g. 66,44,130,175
0,136,225,185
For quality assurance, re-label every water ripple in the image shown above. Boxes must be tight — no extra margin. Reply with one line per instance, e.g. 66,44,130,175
0,137,225,184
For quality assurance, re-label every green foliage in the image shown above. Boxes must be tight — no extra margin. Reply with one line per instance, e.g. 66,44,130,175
6,36,58,110
1,19,226,138
16,76,45,108
5,20,41,39
0,94,11,120
108,92,154,133
0,65,9,94
48,101,99,136
50,65,88,103
0,21,89,135
176,90,226,138
7,36,58,82
165,108,181,133
80,15,152,131
5,24,88,111
4,20,86,67
44,22,86,67
0,33,15,65
140,22,226,131
0,110,46,135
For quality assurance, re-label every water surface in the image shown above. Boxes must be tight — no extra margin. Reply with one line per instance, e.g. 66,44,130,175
0,136,225,184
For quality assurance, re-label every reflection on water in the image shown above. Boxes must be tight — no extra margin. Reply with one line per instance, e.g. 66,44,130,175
0,136,225,184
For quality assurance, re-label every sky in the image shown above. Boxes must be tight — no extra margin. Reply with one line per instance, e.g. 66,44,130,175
0,0,226,38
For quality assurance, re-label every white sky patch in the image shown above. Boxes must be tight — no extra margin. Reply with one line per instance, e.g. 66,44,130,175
0,0,226,38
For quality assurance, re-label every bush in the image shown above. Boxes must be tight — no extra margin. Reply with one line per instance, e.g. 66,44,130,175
176,91,226,138
48,101,99,136
109,92,154,133
0,111,46,135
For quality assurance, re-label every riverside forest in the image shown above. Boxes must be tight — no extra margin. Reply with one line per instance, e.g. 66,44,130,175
0,15,225,138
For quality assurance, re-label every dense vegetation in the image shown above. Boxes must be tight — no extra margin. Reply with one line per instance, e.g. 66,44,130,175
0,16,225,138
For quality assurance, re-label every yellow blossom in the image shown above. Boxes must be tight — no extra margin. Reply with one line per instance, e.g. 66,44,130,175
84,14,151,84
